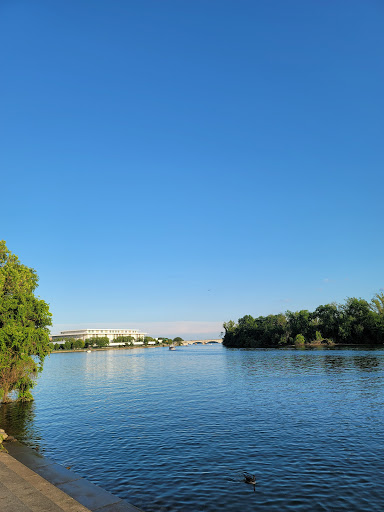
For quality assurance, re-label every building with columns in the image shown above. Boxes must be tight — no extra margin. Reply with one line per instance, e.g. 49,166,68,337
51,328,148,346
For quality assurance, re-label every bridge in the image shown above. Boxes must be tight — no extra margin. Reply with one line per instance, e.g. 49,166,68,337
182,339,223,345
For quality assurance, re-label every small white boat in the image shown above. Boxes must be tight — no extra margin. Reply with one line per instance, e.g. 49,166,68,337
86,350,91,353
169,345,176,351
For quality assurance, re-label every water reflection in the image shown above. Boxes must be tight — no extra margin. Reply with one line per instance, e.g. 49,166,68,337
322,355,348,372
352,355,381,372
224,348,384,378
0,401,42,451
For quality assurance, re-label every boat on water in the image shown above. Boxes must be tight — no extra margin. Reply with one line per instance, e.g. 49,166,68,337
169,345,176,350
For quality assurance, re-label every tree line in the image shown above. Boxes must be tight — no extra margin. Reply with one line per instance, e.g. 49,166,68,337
223,294,384,348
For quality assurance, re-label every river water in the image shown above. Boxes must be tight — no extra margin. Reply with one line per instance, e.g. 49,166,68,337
1,345,384,512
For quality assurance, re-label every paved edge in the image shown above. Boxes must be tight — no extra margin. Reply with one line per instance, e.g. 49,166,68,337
3,441,144,512
0,450,92,512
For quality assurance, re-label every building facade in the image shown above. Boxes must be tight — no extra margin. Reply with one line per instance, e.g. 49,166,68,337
51,328,148,346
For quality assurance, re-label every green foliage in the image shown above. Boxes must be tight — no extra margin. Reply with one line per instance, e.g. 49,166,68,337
114,335,135,346
294,334,305,347
286,310,315,341
223,293,384,348
311,303,340,342
370,292,384,315
173,337,184,345
0,241,52,402
73,339,85,349
144,336,155,345
52,338,84,350
158,337,172,344
87,336,109,348
96,337,109,348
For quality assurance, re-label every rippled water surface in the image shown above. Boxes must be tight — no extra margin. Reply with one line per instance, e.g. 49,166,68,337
1,346,384,511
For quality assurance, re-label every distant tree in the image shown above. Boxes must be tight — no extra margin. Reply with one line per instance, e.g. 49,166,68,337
173,337,184,345
286,310,314,342
73,339,85,349
114,336,134,346
63,340,72,350
370,292,384,315
340,298,377,344
88,336,109,348
294,334,305,347
85,336,108,347
311,303,341,343
222,320,237,346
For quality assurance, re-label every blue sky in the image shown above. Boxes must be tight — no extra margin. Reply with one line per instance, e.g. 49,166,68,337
1,0,383,339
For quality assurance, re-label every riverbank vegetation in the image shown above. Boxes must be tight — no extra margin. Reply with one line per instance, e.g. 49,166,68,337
223,294,384,348
0,241,52,403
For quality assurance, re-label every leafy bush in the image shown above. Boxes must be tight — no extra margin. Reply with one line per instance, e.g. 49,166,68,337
294,334,305,347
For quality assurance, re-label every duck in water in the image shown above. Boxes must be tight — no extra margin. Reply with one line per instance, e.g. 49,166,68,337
243,472,256,491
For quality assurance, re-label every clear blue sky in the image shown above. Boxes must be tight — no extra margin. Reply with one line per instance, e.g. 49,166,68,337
1,0,383,339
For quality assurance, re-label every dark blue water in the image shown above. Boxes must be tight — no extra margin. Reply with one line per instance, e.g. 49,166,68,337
1,345,384,512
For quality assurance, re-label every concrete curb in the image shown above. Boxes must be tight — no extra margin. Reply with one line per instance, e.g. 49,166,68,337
3,441,144,512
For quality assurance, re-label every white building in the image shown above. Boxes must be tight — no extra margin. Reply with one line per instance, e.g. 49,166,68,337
51,328,148,346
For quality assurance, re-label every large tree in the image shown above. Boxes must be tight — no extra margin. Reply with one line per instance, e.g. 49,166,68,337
0,241,52,402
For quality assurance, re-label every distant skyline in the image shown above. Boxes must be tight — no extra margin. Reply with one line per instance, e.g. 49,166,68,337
1,1,383,340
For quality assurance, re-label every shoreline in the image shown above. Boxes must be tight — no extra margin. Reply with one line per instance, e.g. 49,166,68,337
223,343,384,349
52,343,384,354
1,438,143,511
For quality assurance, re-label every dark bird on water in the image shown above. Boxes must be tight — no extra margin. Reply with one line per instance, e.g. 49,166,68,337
243,472,256,491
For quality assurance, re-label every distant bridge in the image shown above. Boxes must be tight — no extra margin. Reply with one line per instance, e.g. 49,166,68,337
182,339,223,345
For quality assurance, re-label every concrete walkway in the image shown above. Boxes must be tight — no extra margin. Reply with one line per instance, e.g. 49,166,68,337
0,450,91,512
0,443,143,512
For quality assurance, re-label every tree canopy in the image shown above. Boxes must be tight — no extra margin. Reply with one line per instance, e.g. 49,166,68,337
370,292,384,315
0,241,52,402
87,336,109,348
114,335,135,345
223,294,384,348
